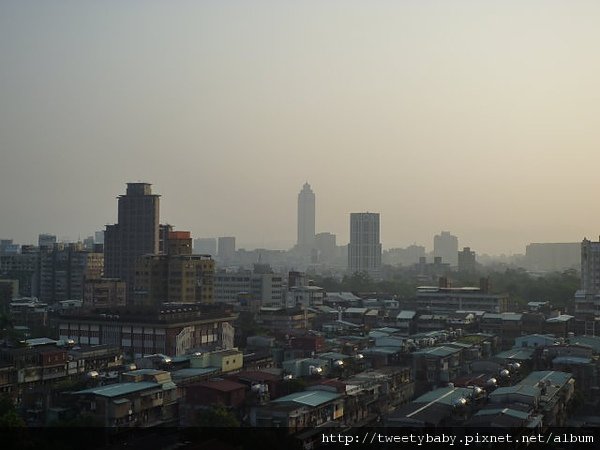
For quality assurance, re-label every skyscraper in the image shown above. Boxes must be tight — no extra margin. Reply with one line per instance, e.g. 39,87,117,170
104,183,160,301
433,231,459,267
297,183,315,253
348,213,382,276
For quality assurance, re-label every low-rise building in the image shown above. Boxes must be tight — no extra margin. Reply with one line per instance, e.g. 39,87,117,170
72,369,178,427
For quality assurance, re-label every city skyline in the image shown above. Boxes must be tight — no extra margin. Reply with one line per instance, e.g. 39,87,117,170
3,2,600,254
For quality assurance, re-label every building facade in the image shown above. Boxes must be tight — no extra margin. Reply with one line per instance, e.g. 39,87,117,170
348,213,382,277
104,183,160,301
297,183,316,253
433,231,458,267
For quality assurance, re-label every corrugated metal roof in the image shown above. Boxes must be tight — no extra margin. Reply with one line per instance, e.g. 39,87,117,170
273,390,340,407
74,382,159,398
553,356,591,365
490,384,540,398
520,370,573,387
413,346,462,357
396,311,417,320
413,387,473,407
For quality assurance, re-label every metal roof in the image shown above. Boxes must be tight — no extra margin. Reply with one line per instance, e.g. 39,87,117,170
494,348,535,360
546,314,574,323
483,312,523,321
490,384,540,398
520,370,573,387
413,346,462,357
413,387,474,407
553,356,592,365
475,408,530,420
74,382,159,398
273,390,340,407
171,368,219,378
396,311,417,320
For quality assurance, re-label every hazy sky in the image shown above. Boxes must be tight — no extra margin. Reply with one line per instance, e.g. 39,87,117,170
2,1,600,254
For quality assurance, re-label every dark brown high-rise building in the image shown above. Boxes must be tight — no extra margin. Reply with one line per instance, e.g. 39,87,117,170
104,183,160,302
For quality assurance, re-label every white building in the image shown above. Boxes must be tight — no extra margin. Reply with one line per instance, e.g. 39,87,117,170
214,270,284,308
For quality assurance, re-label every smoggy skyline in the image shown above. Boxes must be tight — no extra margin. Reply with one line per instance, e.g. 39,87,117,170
2,1,600,254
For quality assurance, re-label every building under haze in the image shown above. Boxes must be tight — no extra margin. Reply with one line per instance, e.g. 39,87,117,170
218,237,236,263
39,242,103,303
297,183,316,254
458,247,477,274
575,238,600,335
524,242,580,272
314,232,336,263
104,183,160,302
194,238,217,256
433,231,458,267
348,212,382,277
38,234,57,249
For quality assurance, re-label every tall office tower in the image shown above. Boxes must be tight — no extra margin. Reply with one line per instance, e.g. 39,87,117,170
104,183,160,301
194,238,217,256
297,183,316,253
38,234,57,249
458,247,477,274
218,237,236,262
433,231,459,267
348,213,382,276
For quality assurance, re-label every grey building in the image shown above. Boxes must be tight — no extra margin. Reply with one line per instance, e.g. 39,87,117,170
348,213,382,277
433,231,458,267
104,183,160,302
297,182,316,253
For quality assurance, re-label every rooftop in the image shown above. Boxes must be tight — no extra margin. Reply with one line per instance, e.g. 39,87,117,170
74,382,160,398
273,390,340,407
413,346,462,357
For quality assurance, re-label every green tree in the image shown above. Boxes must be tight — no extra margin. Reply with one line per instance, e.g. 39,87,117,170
195,405,240,427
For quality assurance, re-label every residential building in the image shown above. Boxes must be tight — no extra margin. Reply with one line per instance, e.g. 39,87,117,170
433,231,458,267
38,234,57,249
458,247,477,274
314,232,336,263
251,390,344,429
134,231,215,307
217,237,236,262
348,213,382,277
38,243,103,303
193,238,217,256
72,369,178,427
214,269,283,308
525,242,580,272
83,278,127,309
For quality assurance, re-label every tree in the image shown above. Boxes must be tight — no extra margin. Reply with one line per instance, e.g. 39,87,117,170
195,405,240,427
